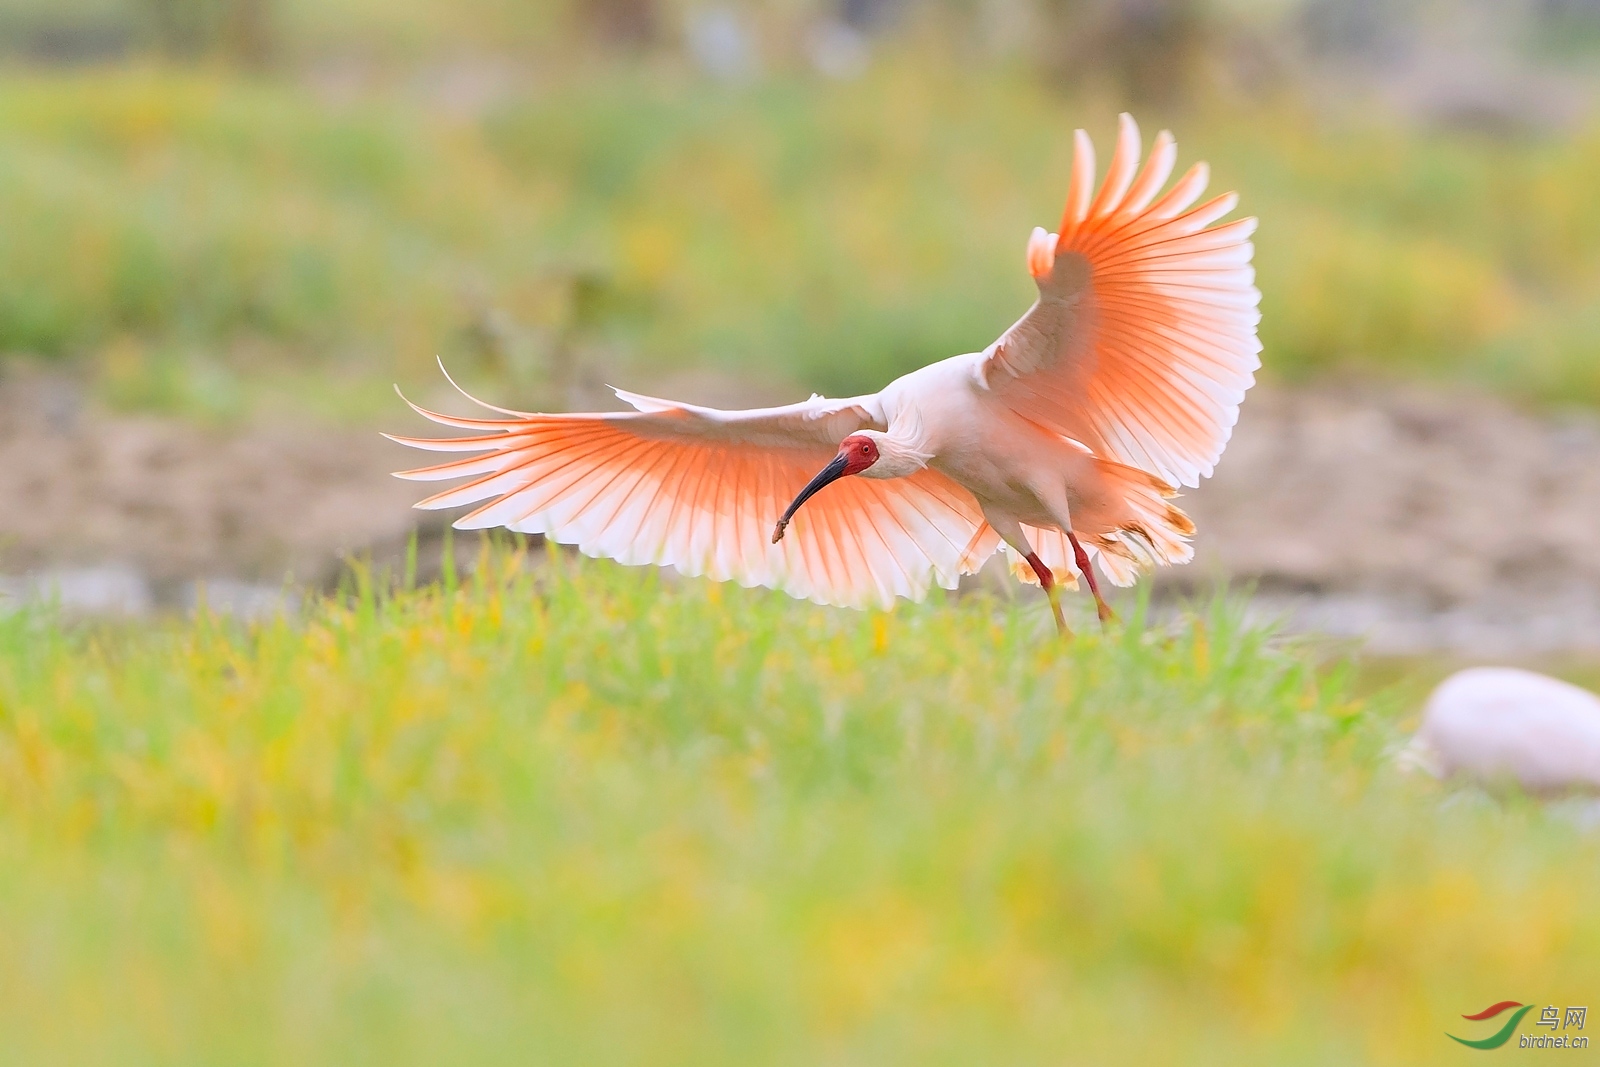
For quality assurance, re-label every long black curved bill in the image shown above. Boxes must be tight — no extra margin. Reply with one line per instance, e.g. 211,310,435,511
771,453,850,543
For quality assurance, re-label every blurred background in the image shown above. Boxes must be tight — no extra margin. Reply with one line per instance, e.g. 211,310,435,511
3,0,1600,652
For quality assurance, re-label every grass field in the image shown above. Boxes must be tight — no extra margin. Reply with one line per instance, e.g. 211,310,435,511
0,546,1595,1065
5,56,1600,420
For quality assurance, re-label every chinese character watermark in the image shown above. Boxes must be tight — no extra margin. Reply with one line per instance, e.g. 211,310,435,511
1519,1005,1588,1050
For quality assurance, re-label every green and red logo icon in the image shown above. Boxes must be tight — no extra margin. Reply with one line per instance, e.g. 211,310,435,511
1449,1002,1534,1049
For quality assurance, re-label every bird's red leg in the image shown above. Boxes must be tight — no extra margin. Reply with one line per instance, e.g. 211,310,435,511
1066,531,1115,626
1024,551,1071,637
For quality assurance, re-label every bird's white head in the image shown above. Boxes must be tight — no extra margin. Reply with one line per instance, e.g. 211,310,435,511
770,431,927,543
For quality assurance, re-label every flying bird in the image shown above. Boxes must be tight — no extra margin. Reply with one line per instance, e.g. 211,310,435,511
389,114,1261,633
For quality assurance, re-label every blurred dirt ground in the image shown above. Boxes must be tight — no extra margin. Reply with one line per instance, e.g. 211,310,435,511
1181,386,1600,654
0,370,438,607
4,369,1599,653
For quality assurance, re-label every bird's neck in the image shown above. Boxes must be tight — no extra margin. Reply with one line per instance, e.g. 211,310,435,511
859,425,932,480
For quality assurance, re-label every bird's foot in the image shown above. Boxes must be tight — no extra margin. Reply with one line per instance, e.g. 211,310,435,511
1067,531,1114,631
1049,593,1073,638
1025,551,1073,638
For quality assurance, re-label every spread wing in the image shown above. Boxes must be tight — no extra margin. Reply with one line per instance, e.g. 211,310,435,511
388,381,998,610
982,113,1261,488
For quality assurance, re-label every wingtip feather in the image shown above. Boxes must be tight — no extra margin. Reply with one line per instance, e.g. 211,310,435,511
1060,128,1097,234
436,356,538,418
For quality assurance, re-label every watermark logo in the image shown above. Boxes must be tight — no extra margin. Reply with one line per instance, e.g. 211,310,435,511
1449,1002,1533,1049
1448,1002,1587,1050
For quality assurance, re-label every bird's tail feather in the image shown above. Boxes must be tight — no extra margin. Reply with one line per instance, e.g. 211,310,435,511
1006,458,1194,589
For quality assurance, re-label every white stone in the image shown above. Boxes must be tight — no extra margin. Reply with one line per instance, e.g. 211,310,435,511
807,21,870,80
183,580,300,621
686,8,758,82
0,567,153,616
1405,667,1600,793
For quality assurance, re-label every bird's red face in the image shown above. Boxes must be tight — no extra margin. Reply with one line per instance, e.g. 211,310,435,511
771,435,881,542
836,434,881,476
